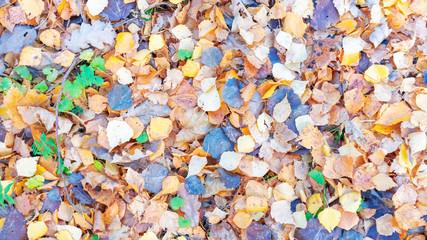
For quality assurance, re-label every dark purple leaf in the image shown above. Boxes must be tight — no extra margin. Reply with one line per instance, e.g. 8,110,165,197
0,208,26,240
69,172,84,186
72,184,96,204
311,0,339,31
100,0,135,22
41,187,61,213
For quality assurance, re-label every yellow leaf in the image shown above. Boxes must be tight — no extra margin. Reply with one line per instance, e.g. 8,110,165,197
77,149,94,166
283,12,307,38
182,60,200,77
398,144,416,170
342,52,360,66
246,196,269,212
139,231,158,240
364,65,390,84
318,208,341,232
339,192,361,213
335,19,357,34
307,193,323,214
376,102,411,126
27,221,48,240
373,124,395,134
54,50,76,67
170,0,183,4
55,230,73,240
4,87,49,129
40,29,61,48
19,47,42,66
154,176,180,200
20,0,44,19
237,135,255,153
115,32,135,54
233,211,252,229
149,34,165,51
0,218,5,231
148,117,173,140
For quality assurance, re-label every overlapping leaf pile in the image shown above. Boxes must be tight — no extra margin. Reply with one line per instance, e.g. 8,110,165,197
0,0,426,239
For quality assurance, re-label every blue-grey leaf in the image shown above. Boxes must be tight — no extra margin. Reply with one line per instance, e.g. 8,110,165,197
108,84,134,111
100,0,135,22
0,25,37,55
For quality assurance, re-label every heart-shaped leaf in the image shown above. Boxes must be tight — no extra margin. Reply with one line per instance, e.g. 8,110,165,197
178,216,191,228
170,197,185,210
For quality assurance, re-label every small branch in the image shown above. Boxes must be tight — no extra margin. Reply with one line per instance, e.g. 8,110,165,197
53,58,86,217
77,0,87,24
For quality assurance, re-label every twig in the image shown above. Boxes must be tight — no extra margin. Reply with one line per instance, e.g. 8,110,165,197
53,58,84,215
77,0,87,23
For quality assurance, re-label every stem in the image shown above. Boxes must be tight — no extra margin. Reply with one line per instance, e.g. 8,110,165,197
53,58,88,221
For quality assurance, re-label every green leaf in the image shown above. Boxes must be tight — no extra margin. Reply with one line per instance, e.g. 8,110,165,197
77,65,104,87
305,212,313,220
34,81,48,92
71,105,83,115
170,197,185,210
178,216,191,228
308,169,325,185
0,78,12,92
80,49,94,61
31,132,57,160
15,66,32,80
58,96,74,112
42,67,59,82
0,193,4,208
64,79,83,98
91,234,99,240
25,175,45,189
357,198,363,213
3,183,15,204
177,49,193,61
93,160,103,171
90,57,106,71
136,132,149,143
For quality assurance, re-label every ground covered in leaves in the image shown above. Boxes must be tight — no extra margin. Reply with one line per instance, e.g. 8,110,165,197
0,0,426,239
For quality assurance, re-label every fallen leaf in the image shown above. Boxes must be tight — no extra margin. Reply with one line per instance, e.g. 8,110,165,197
318,208,341,233
115,32,135,54
106,120,134,149
27,221,47,240
19,47,42,66
148,117,172,140
16,157,38,177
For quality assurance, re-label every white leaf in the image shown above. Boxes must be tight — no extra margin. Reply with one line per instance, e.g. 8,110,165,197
369,19,391,48
220,151,244,171
408,132,427,153
271,200,295,225
116,67,134,85
272,63,296,80
63,21,117,53
16,157,38,177
276,31,293,49
106,120,134,149
86,0,108,16
188,156,208,176
171,25,192,40
273,95,292,122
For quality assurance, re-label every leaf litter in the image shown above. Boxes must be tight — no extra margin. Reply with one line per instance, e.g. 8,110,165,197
0,0,426,239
